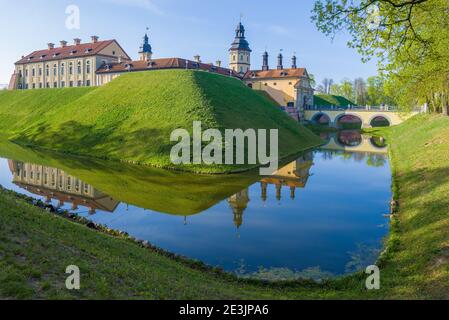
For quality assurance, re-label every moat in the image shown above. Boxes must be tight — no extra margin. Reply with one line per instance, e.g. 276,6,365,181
0,130,391,280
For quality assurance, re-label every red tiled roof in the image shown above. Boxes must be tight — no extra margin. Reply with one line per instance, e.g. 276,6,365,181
15,40,129,64
96,57,241,78
244,68,306,80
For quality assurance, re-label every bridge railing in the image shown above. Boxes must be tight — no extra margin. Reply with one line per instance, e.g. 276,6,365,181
305,105,399,112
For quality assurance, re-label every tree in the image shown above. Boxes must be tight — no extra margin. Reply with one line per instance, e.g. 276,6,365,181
354,78,367,106
312,0,449,115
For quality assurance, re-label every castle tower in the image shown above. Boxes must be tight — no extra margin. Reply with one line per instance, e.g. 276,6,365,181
292,54,297,69
277,52,284,70
228,189,250,229
262,51,269,71
229,22,252,75
139,32,152,62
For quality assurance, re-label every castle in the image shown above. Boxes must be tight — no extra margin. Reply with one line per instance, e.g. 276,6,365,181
8,22,314,120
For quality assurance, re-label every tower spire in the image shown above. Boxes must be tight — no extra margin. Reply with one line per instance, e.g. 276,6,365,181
139,28,153,62
229,20,252,75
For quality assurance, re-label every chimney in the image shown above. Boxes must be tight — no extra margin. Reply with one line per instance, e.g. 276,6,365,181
216,60,222,68
60,40,68,48
74,38,81,46
47,43,55,50
262,51,269,71
194,55,201,63
91,35,99,43
292,55,297,69
277,52,283,70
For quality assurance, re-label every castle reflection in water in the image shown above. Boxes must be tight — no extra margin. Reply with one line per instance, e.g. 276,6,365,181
8,160,119,214
7,153,314,228
7,130,387,229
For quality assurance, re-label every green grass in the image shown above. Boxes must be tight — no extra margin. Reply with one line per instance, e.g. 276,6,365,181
0,113,448,299
0,70,322,173
314,94,355,108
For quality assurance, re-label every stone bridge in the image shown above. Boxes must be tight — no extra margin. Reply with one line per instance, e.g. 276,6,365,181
304,106,420,128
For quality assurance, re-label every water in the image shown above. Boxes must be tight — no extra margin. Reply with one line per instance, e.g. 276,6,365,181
0,131,391,280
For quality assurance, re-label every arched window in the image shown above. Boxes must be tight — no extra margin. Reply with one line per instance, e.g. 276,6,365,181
69,62,73,75
77,61,82,74
53,64,57,76
86,61,91,74
45,65,49,76
60,63,65,76
32,68,35,76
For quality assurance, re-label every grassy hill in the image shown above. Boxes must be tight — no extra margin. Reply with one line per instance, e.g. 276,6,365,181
314,94,355,108
0,70,321,173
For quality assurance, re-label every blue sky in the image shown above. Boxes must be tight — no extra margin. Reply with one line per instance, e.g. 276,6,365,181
0,0,378,85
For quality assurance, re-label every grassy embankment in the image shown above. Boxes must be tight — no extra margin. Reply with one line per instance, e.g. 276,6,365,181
313,94,354,108
0,70,321,173
0,114,448,299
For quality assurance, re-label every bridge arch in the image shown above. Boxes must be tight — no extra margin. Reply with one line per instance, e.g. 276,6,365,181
369,136,388,149
311,112,331,126
369,115,391,127
335,113,363,129
335,130,363,147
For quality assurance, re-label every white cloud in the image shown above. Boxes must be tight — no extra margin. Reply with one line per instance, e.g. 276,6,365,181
100,0,165,16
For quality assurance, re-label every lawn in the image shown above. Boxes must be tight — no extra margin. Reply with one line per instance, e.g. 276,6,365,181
1,114,448,299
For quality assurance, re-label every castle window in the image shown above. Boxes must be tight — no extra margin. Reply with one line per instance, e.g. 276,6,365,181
273,83,277,86
61,64,65,76
112,50,116,55
32,68,35,77
86,61,91,74
69,63,73,75
61,81,65,88
53,82,57,88
53,64,57,76
25,69,28,77
46,82,50,88
39,68,42,76
46,65,49,76
248,83,253,88
86,80,91,87
39,83,42,88
69,81,73,87
233,55,236,61
77,61,82,74
77,80,82,87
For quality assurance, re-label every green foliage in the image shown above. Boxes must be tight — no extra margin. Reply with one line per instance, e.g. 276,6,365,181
0,70,322,173
312,0,449,113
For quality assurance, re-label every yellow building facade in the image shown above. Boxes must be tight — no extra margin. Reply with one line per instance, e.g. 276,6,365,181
10,37,130,90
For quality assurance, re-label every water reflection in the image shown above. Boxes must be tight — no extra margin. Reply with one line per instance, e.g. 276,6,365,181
8,160,119,213
0,131,391,278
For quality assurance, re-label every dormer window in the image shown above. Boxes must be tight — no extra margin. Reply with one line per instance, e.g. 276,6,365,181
70,50,77,55
40,55,46,59
28,56,34,61
85,48,92,53
53,53,60,58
